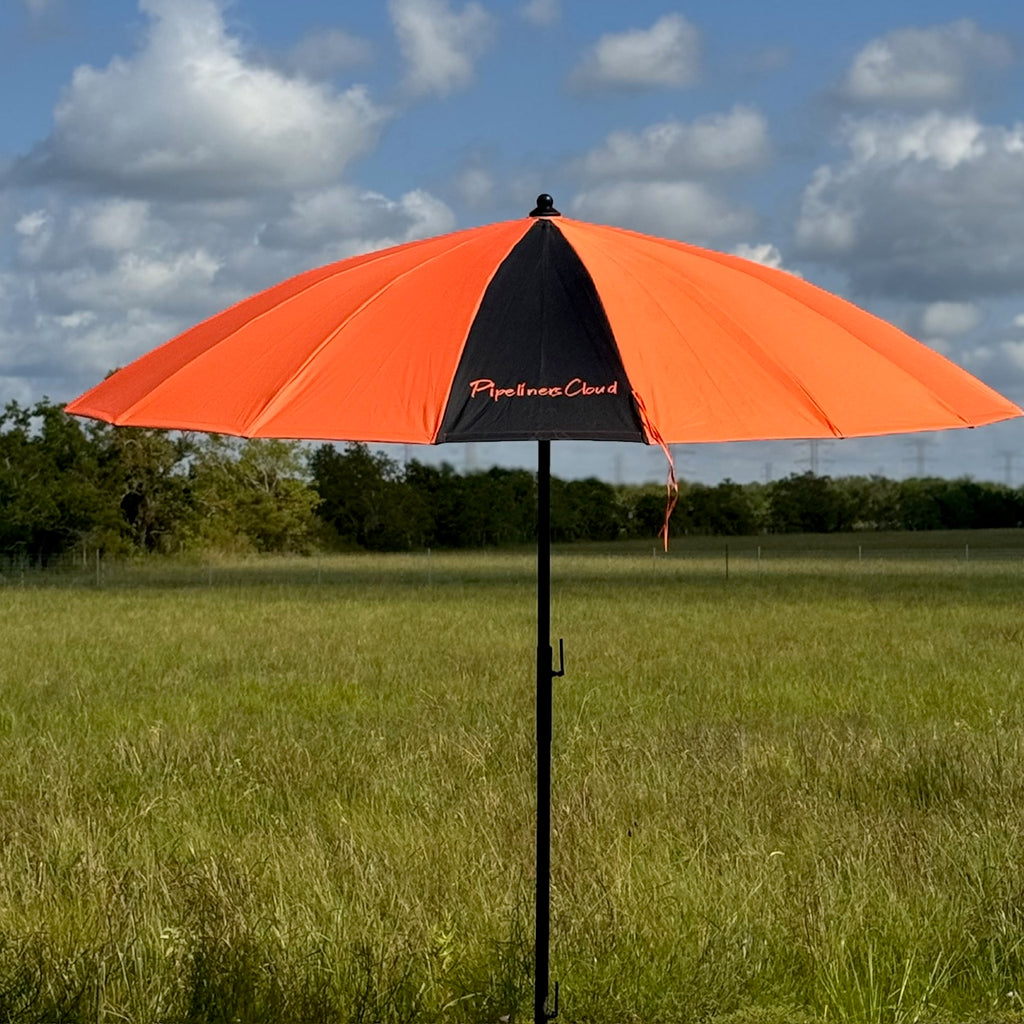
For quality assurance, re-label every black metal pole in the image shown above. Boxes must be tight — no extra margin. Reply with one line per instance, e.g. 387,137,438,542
535,439,554,1024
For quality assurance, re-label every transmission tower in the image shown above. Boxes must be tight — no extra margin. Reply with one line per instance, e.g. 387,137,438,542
798,439,823,475
999,450,1017,487
906,437,933,477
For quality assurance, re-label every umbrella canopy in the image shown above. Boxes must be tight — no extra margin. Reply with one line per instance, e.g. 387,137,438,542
66,195,1019,445
65,195,1022,1024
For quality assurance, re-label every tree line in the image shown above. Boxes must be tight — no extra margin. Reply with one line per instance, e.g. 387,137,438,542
3,399,1023,561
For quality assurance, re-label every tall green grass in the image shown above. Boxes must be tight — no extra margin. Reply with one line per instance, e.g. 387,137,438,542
3,548,1024,1022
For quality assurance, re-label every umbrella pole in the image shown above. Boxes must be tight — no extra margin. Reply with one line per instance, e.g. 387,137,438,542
535,439,562,1023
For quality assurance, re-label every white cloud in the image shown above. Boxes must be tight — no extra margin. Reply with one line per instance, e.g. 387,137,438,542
1000,341,1024,373
732,242,802,277
78,199,151,252
842,111,988,170
796,112,1024,299
841,20,1012,105
51,249,223,312
571,14,700,91
284,28,373,78
17,0,386,197
260,186,455,259
0,181,456,401
15,210,49,237
920,301,981,337
520,0,560,27
575,106,770,181
456,165,496,208
388,0,495,98
571,181,756,243
20,0,62,24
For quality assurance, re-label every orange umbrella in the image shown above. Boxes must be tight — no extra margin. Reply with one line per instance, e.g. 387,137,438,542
66,195,1016,446
66,194,1021,1023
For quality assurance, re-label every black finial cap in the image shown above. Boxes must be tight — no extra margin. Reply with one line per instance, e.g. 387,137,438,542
529,194,560,217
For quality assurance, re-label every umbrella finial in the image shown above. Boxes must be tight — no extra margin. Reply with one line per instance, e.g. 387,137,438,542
530,194,560,217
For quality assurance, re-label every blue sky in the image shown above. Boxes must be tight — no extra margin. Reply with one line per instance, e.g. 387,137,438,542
4,0,1024,485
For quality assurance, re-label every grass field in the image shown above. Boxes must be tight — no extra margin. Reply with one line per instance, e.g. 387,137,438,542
4,534,1024,1022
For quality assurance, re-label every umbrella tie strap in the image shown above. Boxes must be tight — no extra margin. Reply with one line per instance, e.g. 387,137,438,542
631,390,678,550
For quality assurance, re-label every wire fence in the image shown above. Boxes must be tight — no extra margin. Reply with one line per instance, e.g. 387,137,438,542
4,536,1024,590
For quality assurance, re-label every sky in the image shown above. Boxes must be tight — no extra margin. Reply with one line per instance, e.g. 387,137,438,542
4,0,1024,486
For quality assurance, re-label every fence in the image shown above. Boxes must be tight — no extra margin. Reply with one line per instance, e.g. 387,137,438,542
5,534,1024,590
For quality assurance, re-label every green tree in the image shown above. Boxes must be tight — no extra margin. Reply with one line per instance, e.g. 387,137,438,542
89,422,195,552
191,436,319,553
311,443,428,550
767,473,854,533
837,475,902,530
551,477,623,542
0,400,116,559
685,479,759,535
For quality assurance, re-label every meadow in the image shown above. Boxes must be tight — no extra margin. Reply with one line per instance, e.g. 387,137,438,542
3,534,1024,1022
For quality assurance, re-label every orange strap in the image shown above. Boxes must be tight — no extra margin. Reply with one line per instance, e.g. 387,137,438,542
632,391,678,550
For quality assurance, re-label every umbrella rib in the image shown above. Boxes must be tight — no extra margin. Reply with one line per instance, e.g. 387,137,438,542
568,226,845,438
244,229,523,436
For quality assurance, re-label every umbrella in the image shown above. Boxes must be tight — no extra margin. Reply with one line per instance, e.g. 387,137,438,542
66,194,1022,1023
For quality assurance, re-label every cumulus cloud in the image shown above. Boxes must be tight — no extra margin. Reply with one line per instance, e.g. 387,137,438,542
520,0,560,27
571,14,700,91
11,198,231,316
796,111,1024,299
260,186,455,259
455,164,496,208
840,19,1012,105
575,106,770,181
388,0,495,98
567,106,765,247
732,242,802,277
571,181,756,243
13,0,386,197
920,301,981,337
284,28,373,78
1,181,456,397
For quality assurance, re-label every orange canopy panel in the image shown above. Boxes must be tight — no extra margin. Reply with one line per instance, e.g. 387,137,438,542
66,211,1021,445
554,218,1020,443
67,219,533,443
